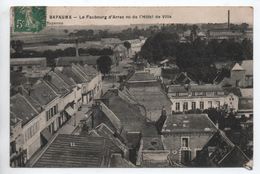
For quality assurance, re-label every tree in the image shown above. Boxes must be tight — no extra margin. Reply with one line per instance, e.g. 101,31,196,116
11,40,24,53
96,55,112,75
123,41,131,57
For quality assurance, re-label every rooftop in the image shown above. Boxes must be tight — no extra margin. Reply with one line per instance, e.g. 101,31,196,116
161,114,217,133
128,71,157,82
240,88,253,97
168,84,224,93
232,63,244,71
142,136,164,150
109,154,135,167
44,71,71,95
10,93,39,126
29,80,58,106
56,55,116,66
56,55,100,66
10,57,46,64
241,60,253,76
102,90,148,132
33,134,122,167
127,84,172,121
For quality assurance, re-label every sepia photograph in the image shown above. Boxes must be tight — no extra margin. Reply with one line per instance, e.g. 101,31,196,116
9,6,253,168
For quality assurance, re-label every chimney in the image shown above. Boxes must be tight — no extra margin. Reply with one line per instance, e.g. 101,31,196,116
228,10,230,30
75,38,79,57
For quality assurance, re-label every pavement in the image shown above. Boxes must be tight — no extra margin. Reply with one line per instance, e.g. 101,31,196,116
58,104,93,134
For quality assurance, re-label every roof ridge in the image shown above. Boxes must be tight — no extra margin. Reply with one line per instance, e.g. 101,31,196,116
42,79,59,97
72,64,89,82
20,94,39,114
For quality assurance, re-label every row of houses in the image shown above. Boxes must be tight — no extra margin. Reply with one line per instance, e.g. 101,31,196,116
28,71,250,167
10,63,102,167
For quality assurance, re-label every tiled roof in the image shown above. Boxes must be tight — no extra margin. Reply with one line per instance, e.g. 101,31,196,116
94,123,129,152
10,93,39,126
53,68,76,86
10,112,22,127
29,80,58,106
61,67,87,84
172,72,196,85
109,154,135,167
102,90,146,132
128,72,157,82
241,60,253,76
45,71,71,95
128,85,172,121
162,114,217,133
168,84,224,93
193,131,249,167
33,134,122,167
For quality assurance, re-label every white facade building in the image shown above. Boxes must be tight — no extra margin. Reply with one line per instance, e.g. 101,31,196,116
168,84,239,113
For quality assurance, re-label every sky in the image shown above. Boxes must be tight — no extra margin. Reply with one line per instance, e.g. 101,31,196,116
46,6,253,26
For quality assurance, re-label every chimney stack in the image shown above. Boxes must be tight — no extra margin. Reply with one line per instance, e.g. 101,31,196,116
75,38,79,57
228,10,230,30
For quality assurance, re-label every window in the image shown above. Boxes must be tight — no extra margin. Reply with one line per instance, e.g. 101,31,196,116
46,104,58,121
214,91,218,96
175,102,180,111
192,92,195,96
200,101,204,110
183,102,188,111
181,137,189,147
208,101,212,108
176,92,179,97
192,102,196,110
25,121,39,141
216,101,220,108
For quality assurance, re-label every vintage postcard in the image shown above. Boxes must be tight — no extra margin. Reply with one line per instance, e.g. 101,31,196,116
9,6,253,168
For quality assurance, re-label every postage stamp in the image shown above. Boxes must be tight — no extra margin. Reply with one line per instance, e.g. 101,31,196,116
13,6,46,32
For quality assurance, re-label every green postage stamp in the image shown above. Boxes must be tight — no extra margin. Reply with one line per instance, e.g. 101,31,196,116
13,6,46,32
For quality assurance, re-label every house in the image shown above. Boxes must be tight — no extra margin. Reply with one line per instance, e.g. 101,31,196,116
192,131,250,167
90,89,163,165
168,84,239,113
126,38,145,56
207,29,243,41
113,44,128,60
10,57,47,72
55,55,100,67
237,88,253,118
31,134,126,167
217,60,253,88
171,72,197,85
160,114,218,165
10,93,42,165
241,60,253,87
57,64,102,105
126,72,172,122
